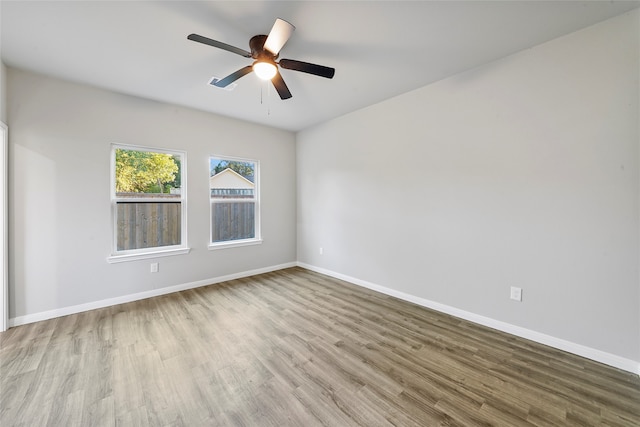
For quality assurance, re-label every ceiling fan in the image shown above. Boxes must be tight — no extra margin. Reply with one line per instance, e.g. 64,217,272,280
188,18,335,100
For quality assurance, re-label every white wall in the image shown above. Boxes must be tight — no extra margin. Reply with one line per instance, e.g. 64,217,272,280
297,10,640,365
8,68,296,320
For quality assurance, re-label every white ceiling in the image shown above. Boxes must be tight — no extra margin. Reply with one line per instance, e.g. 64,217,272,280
2,1,639,132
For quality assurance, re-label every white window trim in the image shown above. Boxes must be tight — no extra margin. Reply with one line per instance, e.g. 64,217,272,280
209,155,261,248
107,143,189,263
208,238,263,251
107,247,191,264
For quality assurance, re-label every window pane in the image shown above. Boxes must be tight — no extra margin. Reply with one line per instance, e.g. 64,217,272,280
209,158,255,191
113,146,185,255
211,201,255,242
117,201,182,250
115,148,181,195
210,157,258,244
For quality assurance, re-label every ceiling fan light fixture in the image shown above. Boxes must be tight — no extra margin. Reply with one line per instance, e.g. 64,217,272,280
253,61,277,80
263,18,295,55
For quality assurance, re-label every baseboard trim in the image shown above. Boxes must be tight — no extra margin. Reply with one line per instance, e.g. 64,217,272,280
297,262,640,376
9,262,297,328
9,260,639,375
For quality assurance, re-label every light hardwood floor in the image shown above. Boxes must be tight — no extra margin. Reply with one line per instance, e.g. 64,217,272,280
1,267,639,426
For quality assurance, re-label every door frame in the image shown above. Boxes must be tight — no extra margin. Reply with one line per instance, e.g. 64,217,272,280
0,122,7,331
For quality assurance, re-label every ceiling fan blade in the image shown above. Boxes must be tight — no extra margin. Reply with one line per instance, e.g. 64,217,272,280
263,18,295,56
188,34,252,58
279,59,335,79
271,70,292,100
213,66,254,87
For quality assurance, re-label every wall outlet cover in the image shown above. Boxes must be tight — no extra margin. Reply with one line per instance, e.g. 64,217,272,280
510,286,522,301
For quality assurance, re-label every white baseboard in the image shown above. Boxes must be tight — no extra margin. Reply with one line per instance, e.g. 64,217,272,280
9,262,297,328
297,262,640,376
9,260,639,376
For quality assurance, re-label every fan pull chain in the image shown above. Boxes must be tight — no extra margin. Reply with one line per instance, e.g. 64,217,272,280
260,81,271,115
267,81,271,115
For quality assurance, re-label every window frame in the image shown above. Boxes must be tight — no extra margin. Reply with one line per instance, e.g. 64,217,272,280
208,155,262,250
107,143,189,263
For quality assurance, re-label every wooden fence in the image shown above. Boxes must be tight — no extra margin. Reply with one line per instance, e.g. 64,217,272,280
211,201,255,242
116,199,255,249
116,201,181,250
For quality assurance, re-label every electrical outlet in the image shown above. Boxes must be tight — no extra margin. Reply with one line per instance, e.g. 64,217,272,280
510,286,522,301
150,263,159,273
319,247,324,255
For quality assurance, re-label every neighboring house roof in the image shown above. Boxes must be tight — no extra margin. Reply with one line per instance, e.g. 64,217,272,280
209,168,255,189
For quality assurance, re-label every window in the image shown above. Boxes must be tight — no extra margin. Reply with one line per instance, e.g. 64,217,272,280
209,156,260,248
108,145,188,262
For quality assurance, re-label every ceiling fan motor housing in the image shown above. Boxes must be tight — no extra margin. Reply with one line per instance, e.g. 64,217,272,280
249,35,276,60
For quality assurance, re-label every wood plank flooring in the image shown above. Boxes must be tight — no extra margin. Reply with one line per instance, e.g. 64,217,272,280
1,267,639,426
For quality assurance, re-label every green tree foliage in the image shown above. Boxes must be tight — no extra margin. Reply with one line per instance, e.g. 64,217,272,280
166,155,181,190
212,160,254,181
116,149,179,193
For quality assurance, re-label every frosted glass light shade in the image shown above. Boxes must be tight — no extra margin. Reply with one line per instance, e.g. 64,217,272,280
253,62,277,80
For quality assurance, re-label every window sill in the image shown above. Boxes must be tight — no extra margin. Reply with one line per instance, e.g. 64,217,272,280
208,239,263,251
107,247,191,264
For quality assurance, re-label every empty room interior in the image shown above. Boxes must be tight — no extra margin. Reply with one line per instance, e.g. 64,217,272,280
1,1,639,425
